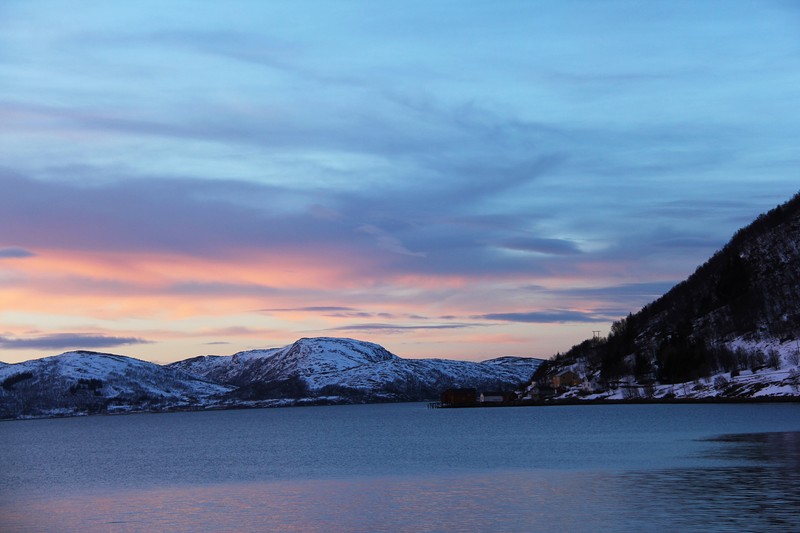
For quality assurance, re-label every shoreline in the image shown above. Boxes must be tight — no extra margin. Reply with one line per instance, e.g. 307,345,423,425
437,395,800,408
4,395,799,421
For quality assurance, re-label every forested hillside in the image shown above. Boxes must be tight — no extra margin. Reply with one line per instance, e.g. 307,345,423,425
532,192,800,399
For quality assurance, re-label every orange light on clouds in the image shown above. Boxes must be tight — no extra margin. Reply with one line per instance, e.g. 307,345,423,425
0,245,620,363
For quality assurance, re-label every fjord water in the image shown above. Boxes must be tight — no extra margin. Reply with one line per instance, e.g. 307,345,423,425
2,403,799,532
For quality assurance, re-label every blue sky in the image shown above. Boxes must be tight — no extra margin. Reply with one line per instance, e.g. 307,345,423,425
1,1,798,363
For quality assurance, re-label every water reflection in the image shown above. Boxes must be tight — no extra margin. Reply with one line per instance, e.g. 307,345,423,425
617,431,800,532
4,430,800,533
705,430,800,468
0,471,625,533
3,406,799,532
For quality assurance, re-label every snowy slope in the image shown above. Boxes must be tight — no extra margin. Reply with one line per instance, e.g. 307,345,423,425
170,337,541,401
305,357,540,398
170,338,397,386
0,351,234,419
169,352,263,386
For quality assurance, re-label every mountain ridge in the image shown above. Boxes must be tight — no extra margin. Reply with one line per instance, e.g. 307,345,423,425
1,337,542,419
169,336,541,403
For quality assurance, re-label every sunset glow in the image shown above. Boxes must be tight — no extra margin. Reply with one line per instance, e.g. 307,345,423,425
2,1,799,363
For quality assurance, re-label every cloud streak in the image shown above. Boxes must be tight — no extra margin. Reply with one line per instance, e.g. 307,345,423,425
0,334,150,351
264,306,357,313
0,247,35,259
497,237,582,255
331,323,478,332
476,311,610,324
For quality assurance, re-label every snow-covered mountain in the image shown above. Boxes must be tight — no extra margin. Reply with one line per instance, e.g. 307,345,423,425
527,192,800,402
170,337,542,402
0,339,541,418
0,351,234,419
172,337,397,386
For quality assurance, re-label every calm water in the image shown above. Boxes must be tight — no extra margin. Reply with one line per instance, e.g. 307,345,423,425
2,402,799,532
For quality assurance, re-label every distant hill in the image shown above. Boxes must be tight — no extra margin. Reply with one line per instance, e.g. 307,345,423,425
0,351,234,419
528,192,800,401
169,337,542,403
0,338,542,419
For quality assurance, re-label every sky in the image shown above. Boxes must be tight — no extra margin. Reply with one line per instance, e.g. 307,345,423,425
1,1,799,364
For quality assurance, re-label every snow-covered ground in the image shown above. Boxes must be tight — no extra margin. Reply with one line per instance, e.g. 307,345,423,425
550,337,800,401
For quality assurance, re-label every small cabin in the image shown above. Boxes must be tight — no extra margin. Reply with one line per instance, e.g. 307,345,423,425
479,391,516,403
552,370,582,389
480,391,505,403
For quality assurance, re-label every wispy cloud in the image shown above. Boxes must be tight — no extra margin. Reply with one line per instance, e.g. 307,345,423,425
476,310,609,324
497,237,582,255
552,281,677,300
264,306,357,313
0,247,35,259
167,281,280,296
0,333,150,350
331,323,477,332
357,225,426,258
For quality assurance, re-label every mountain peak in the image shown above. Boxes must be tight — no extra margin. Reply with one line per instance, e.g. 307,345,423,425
271,337,398,377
